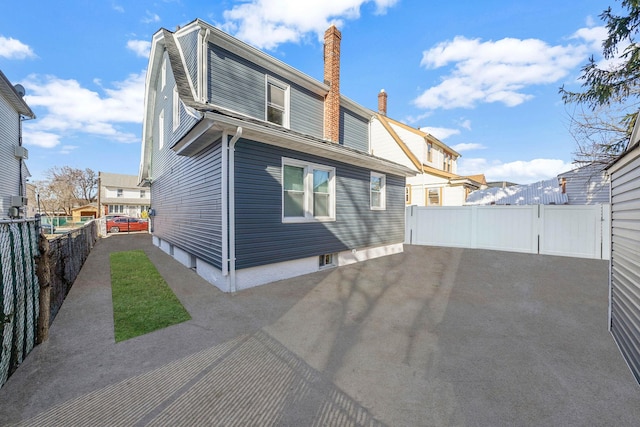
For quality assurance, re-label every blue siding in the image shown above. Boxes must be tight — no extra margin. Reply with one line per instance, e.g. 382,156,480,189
340,106,369,152
290,85,324,139
234,139,405,269
150,52,222,268
208,44,324,139
177,29,199,96
151,141,223,269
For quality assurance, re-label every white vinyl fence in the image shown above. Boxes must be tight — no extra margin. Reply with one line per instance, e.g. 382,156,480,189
405,204,610,260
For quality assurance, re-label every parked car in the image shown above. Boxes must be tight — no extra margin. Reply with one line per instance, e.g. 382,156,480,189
106,217,149,233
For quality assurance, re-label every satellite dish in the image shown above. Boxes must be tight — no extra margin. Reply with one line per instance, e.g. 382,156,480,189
14,84,25,97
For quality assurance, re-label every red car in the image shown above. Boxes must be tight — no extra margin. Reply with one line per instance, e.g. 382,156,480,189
106,217,149,233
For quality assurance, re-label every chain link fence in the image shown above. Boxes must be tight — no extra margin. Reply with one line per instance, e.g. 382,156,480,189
0,220,40,387
0,219,98,389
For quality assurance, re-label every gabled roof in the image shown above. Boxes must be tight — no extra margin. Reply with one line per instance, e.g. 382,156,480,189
99,172,142,188
375,114,478,186
0,69,35,118
140,21,416,182
377,114,460,159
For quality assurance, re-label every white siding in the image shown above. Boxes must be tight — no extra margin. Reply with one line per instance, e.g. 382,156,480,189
0,91,21,218
369,118,417,170
608,146,640,385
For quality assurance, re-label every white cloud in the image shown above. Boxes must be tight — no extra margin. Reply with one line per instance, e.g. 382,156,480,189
21,71,145,146
420,126,460,140
459,119,471,130
414,35,589,110
127,40,151,58
112,3,124,13
457,158,573,184
0,35,35,59
142,11,160,24
220,0,399,50
22,130,61,148
451,142,486,152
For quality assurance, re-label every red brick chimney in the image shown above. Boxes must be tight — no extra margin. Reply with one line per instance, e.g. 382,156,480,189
378,89,387,116
323,25,341,143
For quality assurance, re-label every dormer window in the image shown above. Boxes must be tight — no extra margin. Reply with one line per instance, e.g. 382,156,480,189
266,77,289,128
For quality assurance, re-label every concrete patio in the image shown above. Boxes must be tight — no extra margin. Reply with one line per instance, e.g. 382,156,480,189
0,234,638,426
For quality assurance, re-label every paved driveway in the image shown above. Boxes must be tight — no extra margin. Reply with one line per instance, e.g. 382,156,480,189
0,235,638,426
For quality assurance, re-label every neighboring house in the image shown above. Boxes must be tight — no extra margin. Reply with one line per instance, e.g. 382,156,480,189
98,172,150,218
557,163,610,205
606,117,640,385
370,90,485,206
138,20,415,292
466,178,569,205
0,69,35,219
466,163,610,206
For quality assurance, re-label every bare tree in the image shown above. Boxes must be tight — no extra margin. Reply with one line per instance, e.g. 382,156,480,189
36,167,98,216
566,101,638,165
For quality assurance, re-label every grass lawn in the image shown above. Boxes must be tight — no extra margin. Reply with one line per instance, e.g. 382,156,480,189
110,250,191,342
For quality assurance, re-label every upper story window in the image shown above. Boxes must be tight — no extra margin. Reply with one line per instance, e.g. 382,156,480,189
161,58,166,90
266,77,289,128
405,184,412,205
427,142,432,162
140,190,146,198
172,86,180,131
370,172,386,210
117,189,123,198
158,109,165,150
282,157,335,222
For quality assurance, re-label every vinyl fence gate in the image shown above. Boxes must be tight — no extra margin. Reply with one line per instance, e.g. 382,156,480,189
405,204,610,260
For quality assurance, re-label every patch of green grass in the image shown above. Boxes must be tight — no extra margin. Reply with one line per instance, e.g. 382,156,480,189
110,250,191,342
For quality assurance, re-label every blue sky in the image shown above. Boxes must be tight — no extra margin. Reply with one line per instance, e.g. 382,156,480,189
0,0,619,183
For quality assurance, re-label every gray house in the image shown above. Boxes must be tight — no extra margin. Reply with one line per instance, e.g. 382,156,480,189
557,163,610,205
138,20,414,292
0,69,34,219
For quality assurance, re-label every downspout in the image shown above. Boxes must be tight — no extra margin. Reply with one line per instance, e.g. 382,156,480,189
221,130,229,278
228,126,243,293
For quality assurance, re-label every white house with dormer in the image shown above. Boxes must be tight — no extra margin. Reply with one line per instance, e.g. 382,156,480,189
370,90,485,206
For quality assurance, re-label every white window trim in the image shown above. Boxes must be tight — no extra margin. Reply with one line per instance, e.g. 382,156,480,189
282,157,335,223
266,76,290,128
370,172,386,210
172,86,180,131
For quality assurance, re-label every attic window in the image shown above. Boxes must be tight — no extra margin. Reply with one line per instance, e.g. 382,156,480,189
172,86,180,131
266,77,289,128
161,58,166,90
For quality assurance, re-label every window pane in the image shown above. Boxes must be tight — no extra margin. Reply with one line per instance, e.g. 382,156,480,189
313,170,329,193
284,165,304,191
268,84,285,107
314,192,329,217
284,191,305,217
370,176,382,192
371,192,381,208
267,106,284,125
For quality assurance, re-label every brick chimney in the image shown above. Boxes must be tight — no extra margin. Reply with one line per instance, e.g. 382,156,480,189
378,89,387,116
323,25,341,143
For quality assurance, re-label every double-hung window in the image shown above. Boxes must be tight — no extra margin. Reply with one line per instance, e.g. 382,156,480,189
370,172,386,210
266,77,289,128
282,158,335,222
